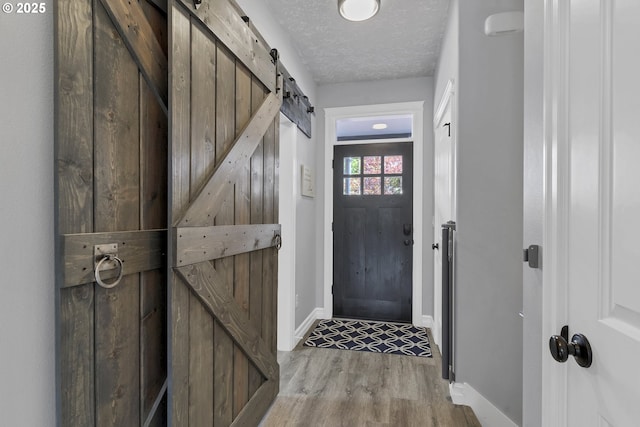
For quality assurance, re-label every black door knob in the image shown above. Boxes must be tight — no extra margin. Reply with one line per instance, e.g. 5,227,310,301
432,243,439,250
549,328,593,368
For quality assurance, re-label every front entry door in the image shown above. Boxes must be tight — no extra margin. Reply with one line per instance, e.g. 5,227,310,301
168,1,282,425
544,0,640,424
333,142,413,323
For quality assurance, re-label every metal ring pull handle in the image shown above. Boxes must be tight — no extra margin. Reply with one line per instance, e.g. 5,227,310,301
94,254,124,289
273,234,282,251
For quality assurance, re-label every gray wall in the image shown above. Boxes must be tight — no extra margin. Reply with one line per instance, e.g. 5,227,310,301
522,0,544,425
434,0,458,108
434,0,524,423
316,77,435,316
294,124,318,326
236,0,319,330
0,10,56,425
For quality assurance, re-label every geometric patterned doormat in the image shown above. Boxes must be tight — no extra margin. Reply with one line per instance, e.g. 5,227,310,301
304,318,432,358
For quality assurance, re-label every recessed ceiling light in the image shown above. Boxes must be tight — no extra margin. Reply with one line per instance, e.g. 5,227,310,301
338,0,380,22
372,123,388,130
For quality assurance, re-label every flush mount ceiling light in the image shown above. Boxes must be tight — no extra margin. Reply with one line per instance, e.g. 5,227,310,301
372,123,388,130
338,0,380,22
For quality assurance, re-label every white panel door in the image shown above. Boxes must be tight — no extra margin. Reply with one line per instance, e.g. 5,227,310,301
546,0,640,425
433,90,455,347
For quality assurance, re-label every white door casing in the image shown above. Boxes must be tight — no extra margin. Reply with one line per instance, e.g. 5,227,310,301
323,102,424,325
542,1,640,425
277,115,297,351
433,80,456,348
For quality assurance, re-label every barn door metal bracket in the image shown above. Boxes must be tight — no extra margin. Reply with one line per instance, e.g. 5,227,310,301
270,48,279,63
192,0,202,10
94,243,124,289
273,233,282,251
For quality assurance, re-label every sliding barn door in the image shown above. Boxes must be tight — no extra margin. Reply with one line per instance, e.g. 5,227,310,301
55,0,168,425
169,1,282,425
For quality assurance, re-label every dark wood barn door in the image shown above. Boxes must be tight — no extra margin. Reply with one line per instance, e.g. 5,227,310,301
55,0,169,425
333,142,413,323
168,1,282,425
57,0,281,425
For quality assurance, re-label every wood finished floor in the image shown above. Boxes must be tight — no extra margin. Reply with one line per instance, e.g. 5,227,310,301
260,325,481,427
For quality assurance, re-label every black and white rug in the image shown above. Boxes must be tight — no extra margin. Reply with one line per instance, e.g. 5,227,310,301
304,318,432,358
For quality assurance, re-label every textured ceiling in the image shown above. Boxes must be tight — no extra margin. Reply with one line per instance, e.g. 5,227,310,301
263,0,450,85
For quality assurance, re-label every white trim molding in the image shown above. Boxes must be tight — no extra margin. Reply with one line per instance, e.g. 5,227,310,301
277,116,298,352
449,382,518,427
432,79,457,356
323,101,425,325
434,79,455,127
541,0,570,425
293,308,324,347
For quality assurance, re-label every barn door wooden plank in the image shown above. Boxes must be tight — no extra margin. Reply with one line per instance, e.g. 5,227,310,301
262,115,277,353
168,3,191,424
175,262,279,379
99,0,168,109
140,69,168,425
176,92,281,227
55,0,96,424
188,294,214,424
94,1,142,423
175,0,276,92
248,77,267,397
233,62,252,418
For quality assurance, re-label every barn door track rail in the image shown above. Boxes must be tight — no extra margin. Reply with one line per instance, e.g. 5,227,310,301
279,65,314,138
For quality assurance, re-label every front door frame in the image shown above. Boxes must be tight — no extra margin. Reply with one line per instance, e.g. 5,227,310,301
323,101,425,325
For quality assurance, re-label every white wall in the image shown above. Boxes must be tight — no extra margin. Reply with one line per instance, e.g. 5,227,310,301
236,0,320,332
0,10,56,425
434,0,524,424
316,77,435,316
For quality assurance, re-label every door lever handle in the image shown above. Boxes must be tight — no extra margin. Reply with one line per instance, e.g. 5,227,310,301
403,223,412,236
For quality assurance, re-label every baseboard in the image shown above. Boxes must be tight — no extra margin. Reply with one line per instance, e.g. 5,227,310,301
432,317,441,349
449,382,518,427
419,315,434,328
293,307,323,347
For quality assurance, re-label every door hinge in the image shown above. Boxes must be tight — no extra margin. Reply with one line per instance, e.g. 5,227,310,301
331,285,334,294
523,244,540,269
331,222,334,232
332,159,334,169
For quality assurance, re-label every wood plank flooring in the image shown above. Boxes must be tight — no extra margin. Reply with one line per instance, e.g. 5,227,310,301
260,325,481,427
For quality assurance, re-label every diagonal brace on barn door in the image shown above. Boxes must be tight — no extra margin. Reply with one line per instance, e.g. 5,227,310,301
175,92,282,227
99,0,168,112
175,261,279,381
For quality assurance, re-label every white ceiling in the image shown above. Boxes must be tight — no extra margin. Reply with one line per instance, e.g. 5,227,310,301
263,0,451,85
